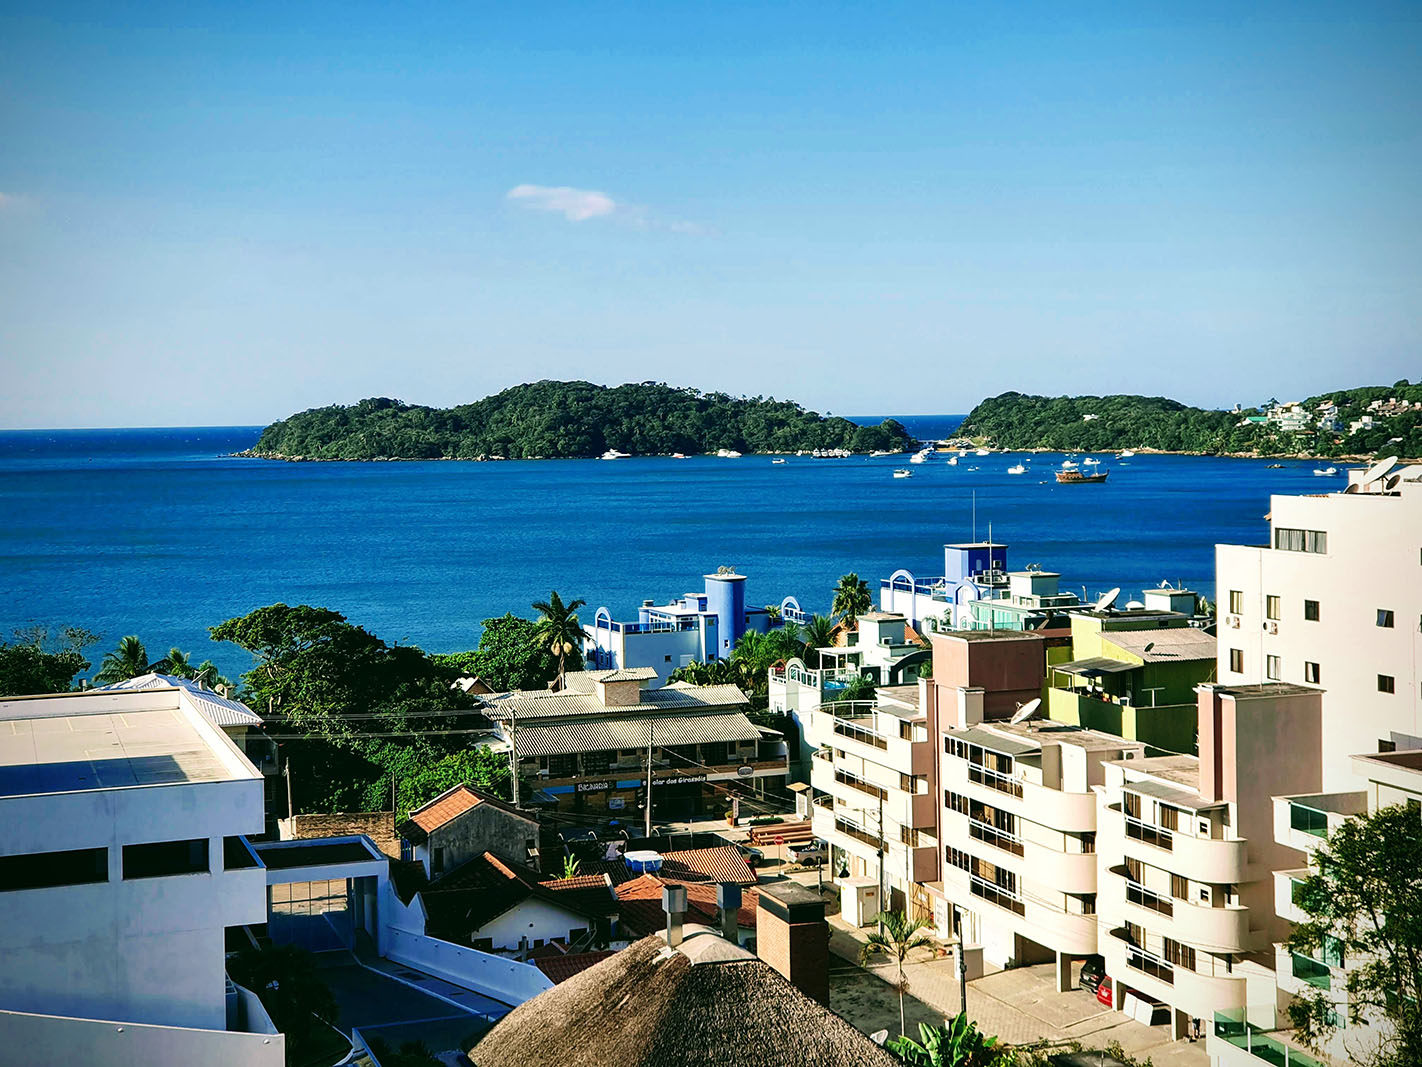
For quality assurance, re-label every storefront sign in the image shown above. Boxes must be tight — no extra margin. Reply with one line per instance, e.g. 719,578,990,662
608,797,626,810
576,779,613,793
656,772,707,786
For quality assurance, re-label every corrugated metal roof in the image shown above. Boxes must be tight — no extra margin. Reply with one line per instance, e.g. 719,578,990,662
1104,628,1216,662
1053,656,1138,676
511,712,762,757
482,683,748,721
96,673,263,727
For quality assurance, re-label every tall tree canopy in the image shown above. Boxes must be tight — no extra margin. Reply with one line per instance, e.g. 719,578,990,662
431,613,561,693
93,634,151,683
531,591,586,690
1288,803,1422,1067
0,626,97,696
831,573,873,626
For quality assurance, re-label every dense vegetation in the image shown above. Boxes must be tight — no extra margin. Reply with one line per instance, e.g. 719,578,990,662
959,382,1422,458
0,626,97,697
245,380,915,460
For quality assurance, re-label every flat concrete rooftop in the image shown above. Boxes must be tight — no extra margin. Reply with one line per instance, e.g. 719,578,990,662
0,706,243,797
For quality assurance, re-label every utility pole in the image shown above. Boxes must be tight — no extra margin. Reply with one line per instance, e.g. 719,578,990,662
509,709,520,807
955,903,968,1013
644,720,655,839
876,790,885,931
284,757,294,820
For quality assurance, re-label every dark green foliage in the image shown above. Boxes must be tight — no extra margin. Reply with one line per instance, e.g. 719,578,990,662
246,381,916,460
227,944,339,1064
531,590,587,689
831,573,872,625
0,626,97,696
959,387,1422,458
887,1012,1008,1067
394,747,512,819
432,613,561,692
210,604,483,813
93,634,151,683
1287,804,1422,1066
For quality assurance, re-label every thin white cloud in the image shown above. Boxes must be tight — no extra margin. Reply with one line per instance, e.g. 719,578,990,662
507,184,617,222
505,183,705,234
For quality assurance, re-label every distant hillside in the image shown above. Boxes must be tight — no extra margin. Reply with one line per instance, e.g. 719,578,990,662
245,381,917,460
957,385,1422,458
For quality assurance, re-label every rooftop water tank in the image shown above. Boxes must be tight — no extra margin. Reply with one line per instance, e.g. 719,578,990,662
624,850,663,874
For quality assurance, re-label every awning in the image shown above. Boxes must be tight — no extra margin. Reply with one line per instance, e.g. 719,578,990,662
510,712,763,757
1053,657,1137,676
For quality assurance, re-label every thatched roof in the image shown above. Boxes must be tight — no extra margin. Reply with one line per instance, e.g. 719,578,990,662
470,932,899,1067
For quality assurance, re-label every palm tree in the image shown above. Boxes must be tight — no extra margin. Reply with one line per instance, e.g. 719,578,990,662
158,647,195,679
860,910,936,1036
94,635,150,683
531,590,587,690
831,573,872,627
799,614,836,666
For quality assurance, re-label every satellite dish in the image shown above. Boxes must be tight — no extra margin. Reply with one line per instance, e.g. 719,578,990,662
1143,642,1155,653
1159,579,1170,588
1010,697,1042,725
1094,587,1121,612
1360,456,1399,486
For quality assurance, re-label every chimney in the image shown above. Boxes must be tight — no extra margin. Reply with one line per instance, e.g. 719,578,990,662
1196,684,1229,803
755,882,829,1005
662,884,687,949
716,883,742,943
942,685,985,729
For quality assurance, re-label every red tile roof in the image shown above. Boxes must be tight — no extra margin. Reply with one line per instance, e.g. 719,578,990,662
407,785,485,833
533,951,617,984
615,873,759,936
658,846,756,886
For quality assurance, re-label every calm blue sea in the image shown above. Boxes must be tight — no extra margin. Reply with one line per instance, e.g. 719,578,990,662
0,420,1336,678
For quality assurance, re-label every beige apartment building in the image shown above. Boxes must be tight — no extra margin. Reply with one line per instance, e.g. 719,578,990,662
1215,460,1422,789
1096,682,1323,1042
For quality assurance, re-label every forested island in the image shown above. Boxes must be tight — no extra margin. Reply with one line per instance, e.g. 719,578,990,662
958,384,1422,458
244,381,916,460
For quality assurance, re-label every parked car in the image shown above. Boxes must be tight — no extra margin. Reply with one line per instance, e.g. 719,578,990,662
1080,954,1106,993
734,842,765,867
788,839,828,866
1095,976,1113,1008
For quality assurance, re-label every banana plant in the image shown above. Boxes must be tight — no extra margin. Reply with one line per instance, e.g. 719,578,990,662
886,1012,1004,1067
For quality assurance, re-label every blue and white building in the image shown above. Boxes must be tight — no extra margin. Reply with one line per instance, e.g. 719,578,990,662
585,570,808,687
880,541,1011,631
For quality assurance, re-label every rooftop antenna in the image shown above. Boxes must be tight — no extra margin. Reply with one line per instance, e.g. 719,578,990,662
1010,697,1042,725
1094,587,1121,613
1360,455,1399,488
972,490,977,543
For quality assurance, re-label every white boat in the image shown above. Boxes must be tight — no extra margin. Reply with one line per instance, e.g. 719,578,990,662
671,453,686,459
601,449,631,460
771,458,786,464
1313,466,1338,476
811,447,851,459
909,452,928,465
946,456,958,466
716,448,742,459
975,447,991,456
870,450,901,458
1119,449,1136,458
1060,460,1078,470
1083,457,1100,466
1007,464,1026,475
893,469,913,479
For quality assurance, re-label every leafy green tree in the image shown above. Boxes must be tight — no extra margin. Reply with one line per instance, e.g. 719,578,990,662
887,1013,1006,1067
837,674,878,704
667,659,736,686
1288,804,1422,1067
432,613,561,692
0,626,97,696
93,634,151,683
531,591,587,690
831,573,872,627
860,910,937,1036
156,646,195,679
227,944,339,1065
799,614,837,666
394,747,512,818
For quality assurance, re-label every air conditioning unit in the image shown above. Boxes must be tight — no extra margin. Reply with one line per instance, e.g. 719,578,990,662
1265,621,1279,634
1226,615,1241,628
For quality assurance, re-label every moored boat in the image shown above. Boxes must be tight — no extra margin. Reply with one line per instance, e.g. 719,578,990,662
892,468,912,478
1056,469,1109,484
601,449,631,460
1007,464,1026,474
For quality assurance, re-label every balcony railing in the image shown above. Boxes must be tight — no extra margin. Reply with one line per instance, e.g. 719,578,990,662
1289,803,1330,838
966,763,1023,799
833,718,888,751
1126,946,1175,985
834,818,882,851
969,874,1026,916
969,819,1024,856
1213,1011,1329,1067
835,769,888,801
1126,881,1174,917
1125,815,1174,852
1291,952,1332,990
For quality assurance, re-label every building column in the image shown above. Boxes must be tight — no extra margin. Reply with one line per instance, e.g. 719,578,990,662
1054,950,1072,993
1172,1008,1191,1042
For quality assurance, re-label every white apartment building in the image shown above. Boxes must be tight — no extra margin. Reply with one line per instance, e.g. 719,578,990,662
1216,460,1422,790
0,687,281,1066
808,683,938,917
937,701,1144,990
1096,683,1323,1043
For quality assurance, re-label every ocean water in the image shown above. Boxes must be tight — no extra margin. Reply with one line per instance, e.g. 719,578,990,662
0,422,1339,679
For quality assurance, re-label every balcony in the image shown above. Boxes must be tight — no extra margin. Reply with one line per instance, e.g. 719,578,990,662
968,819,1024,857
967,762,1023,799
1211,1010,1330,1067
1125,815,1173,851
1125,880,1173,917
1273,792,1366,853
1290,952,1332,991
969,874,1026,916
1103,928,1247,1017
1114,812,1247,884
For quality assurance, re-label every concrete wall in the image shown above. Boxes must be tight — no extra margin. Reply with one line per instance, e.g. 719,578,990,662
0,1007,284,1067
381,927,554,1006
931,632,1045,720
470,897,604,952
429,803,539,875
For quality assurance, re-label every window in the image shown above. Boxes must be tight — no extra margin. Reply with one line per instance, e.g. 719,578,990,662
1305,662,1321,684
1080,832,1096,854
123,839,208,880
1377,610,1395,628
1160,805,1181,831
1228,590,1244,614
0,847,108,892
1304,599,1320,621
1228,648,1244,673
1266,655,1281,681
1171,874,1189,899
664,654,672,662
472,937,494,952
1266,596,1281,621
1275,527,1328,554
1164,937,1196,971
432,846,446,875
1380,739,1398,753
1379,675,1396,694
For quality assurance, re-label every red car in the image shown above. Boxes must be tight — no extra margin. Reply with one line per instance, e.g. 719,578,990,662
1096,976,1113,1007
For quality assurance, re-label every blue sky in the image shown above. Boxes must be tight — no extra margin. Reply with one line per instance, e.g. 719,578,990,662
1,2,1419,427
